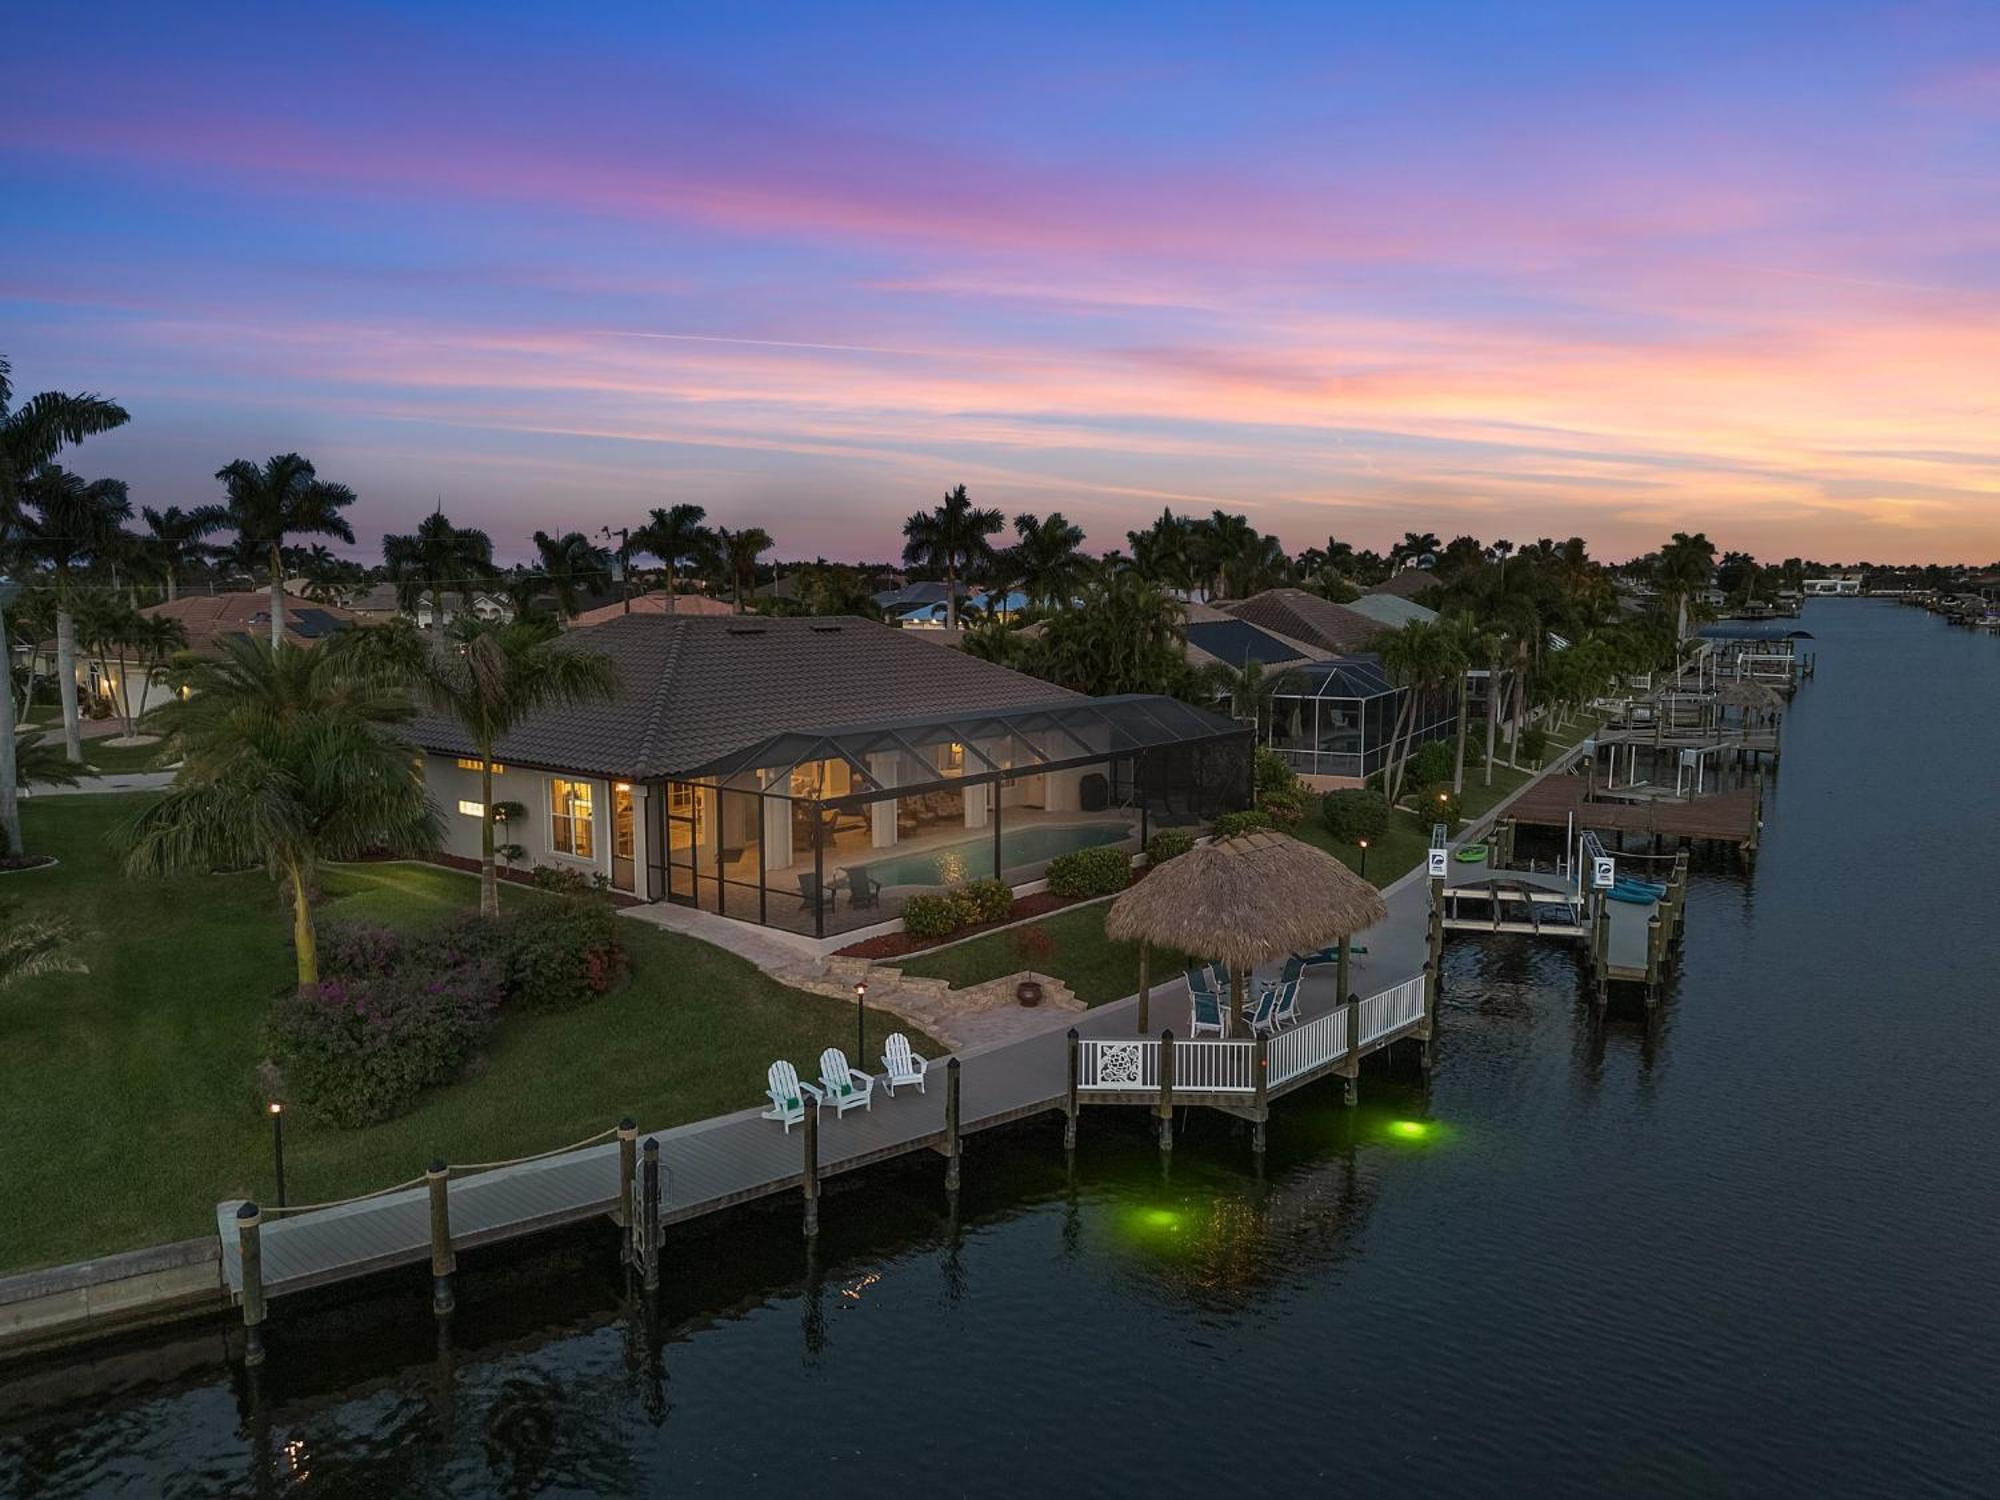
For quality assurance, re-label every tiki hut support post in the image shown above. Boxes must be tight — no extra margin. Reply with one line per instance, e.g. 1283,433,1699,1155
1227,967,1244,1039
1135,941,1152,1035
1335,936,1350,1007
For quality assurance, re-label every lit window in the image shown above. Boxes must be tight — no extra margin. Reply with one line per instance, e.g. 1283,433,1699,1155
457,758,504,773
457,800,485,818
550,779,596,858
944,742,964,773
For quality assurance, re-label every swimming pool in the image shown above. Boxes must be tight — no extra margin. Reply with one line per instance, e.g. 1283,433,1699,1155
853,821,1133,888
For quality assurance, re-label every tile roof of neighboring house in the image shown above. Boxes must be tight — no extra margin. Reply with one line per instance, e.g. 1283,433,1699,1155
1362,568,1443,601
140,593,359,652
408,613,1087,780
1216,589,1390,655
569,591,736,628
1342,593,1439,630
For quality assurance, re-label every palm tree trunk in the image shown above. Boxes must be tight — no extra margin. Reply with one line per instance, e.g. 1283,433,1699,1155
664,558,677,611
1384,690,1416,802
946,560,959,632
269,548,286,649
289,858,319,988
55,602,82,764
1453,670,1469,796
0,595,19,858
479,755,499,919
1483,660,1500,787
432,579,448,649
166,567,178,604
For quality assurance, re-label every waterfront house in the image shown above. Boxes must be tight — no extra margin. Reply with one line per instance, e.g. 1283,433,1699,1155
411,613,1251,936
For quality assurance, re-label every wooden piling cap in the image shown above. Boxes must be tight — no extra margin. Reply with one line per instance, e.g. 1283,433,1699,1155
1106,829,1387,971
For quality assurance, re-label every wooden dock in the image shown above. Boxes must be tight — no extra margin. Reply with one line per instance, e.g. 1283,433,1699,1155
1508,775,1760,845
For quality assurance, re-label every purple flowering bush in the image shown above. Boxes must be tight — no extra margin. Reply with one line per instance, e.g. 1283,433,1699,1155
269,925,504,1127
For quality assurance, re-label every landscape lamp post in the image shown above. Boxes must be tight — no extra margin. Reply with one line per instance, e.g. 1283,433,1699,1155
1358,837,1370,879
854,979,867,1067
268,1101,287,1208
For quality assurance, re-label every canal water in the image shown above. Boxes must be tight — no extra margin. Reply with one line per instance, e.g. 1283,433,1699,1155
4,600,1996,1497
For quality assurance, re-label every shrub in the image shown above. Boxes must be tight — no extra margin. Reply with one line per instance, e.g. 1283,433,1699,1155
270,958,501,1127
1520,726,1550,763
447,899,626,1011
528,863,607,898
1211,809,1273,840
1146,827,1195,865
320,921,405,979
1404,740,1454,788
1259,781,1309,830
1046,845,1132,899
902,891,974,941
1252,746,1296,796
1321,788,1390,843
956,877,1015,925
1414,785,1462,826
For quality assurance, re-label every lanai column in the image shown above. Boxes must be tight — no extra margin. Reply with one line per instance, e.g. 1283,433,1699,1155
761,773,794,869
868,753,899,848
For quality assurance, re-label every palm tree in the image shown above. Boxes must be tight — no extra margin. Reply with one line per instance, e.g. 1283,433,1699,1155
1437,614,1494,795
631,503,718,611
1032,570,1192,697
716,525,774,613
529,529,613,619
363,619,617,916
138,504,226,602
1126,508,1196,596
215,454,357,648
122,635,439,988
0,359,128,842
1390,531,1442,571
24,466,133,764
79,599,186,738
1372,620,1462,803
1009,511,1087,610
1202,656,1281,735
1655,531,1717,642
0,910,85,989
901,486,1003,631
382,508,498,643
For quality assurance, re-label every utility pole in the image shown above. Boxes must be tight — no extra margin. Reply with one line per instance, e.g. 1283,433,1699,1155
601,526,632,613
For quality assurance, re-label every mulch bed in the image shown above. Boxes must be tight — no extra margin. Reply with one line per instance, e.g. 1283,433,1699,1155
832,865,1155,962
0,855,57,874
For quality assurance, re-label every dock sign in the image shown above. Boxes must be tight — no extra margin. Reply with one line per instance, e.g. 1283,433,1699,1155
1427,847,1450,879
1591,854,1617,890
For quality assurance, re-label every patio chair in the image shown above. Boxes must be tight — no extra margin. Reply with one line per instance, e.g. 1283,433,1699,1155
797,873,832,913
817,1047,875,1116
762,1060,824,1133
1185,970,1225,1039
880,1033,928,1095
1271,977,1302,1030
842,866,882,911
1243,985,1282,1037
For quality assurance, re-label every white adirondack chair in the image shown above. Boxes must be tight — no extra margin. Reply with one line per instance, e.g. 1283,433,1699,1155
817,1048,875,1116
762,1060,823,1133
880,1033,928,1095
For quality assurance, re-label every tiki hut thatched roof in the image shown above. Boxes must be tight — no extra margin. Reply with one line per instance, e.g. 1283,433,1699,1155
1716,679,1782,711
1106,829,1388,971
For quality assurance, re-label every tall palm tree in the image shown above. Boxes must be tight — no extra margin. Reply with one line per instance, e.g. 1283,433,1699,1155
716,525,774,613
1372,620,1462,803
1009,511,1087,610
1390,531,1442,571
0,356,128,847
215,454,357,648
631,503,718,611
1437,614,1494,795
24,466,133,763
123,635,438,988
363,619,617,916
901,485,1004,631
382,508,497,643
138,504,226,602
1655,531,1717,642
530,529,612,618
1126,508,1195,596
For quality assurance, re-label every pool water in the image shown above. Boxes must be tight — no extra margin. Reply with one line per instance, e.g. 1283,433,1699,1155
856,820,1132,887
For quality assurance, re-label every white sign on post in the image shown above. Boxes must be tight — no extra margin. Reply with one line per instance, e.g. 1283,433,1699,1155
1592,855,1616,890
1427,847,1450,879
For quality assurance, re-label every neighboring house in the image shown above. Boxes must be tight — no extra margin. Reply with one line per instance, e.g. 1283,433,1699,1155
569,591,734,628
348,583,513,629
1803,576,1862,597
1363,569,1441,602
1217,588,1395,655
1179,601,1323,672
1341,593,1440,631
410,613,1250,937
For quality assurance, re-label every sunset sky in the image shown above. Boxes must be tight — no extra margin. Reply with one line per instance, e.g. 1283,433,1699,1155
5,1,1997,565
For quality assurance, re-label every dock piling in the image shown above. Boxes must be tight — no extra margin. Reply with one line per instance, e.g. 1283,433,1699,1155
1342,993,1361,1107
236,1201,266,1367
615,1117,637,1237
427,1160,455,1317
1063,1028,1080,1150
943,1057,962,1192
1156,1030,1176,1152
639,1137,661,1294
801,1102,821,1238
1251,1035,1269,1155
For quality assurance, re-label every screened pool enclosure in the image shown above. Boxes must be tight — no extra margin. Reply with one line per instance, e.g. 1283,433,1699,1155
1263,656,1457,781
646,696,1252,937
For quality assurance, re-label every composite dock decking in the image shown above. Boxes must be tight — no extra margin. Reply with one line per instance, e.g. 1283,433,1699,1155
1508,776,1758,843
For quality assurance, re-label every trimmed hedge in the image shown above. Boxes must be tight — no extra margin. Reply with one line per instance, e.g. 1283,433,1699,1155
1404,740,1454,788
1321,787,1390,843
1520,726,1550,763
902,891,975,941
1046,845,1132,899
1146,827,1195,865
957,877,1015,925
1211,809,1273,840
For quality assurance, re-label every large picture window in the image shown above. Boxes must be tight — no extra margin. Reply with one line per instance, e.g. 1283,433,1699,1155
550,778,596,858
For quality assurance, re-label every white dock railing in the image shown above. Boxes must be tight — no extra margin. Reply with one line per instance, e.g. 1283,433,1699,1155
1079,975,1428,1096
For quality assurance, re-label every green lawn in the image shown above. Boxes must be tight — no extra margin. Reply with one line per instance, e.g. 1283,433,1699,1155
77,738,174,776
898,901,1190,1007
0,795,933,1273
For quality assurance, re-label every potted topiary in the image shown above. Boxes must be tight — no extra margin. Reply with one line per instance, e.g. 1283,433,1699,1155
1013,925,1054,1006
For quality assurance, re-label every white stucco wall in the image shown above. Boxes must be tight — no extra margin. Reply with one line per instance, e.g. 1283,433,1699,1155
420,755,650,895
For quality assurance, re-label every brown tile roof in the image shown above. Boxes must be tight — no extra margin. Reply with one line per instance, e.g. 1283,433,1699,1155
140,592,358,652
1216,589,1389,655
408,613,1085,779
1362,568,1443,601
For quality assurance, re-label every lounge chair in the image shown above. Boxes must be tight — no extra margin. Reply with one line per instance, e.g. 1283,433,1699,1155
880,1033,928,1095
817,1047,875,1116
1186,971,1226,1039
762,1060,824,1133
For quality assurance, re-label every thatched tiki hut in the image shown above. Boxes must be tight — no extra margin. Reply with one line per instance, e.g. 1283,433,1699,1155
1106,829,1389,1036
1715,678,1783,727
